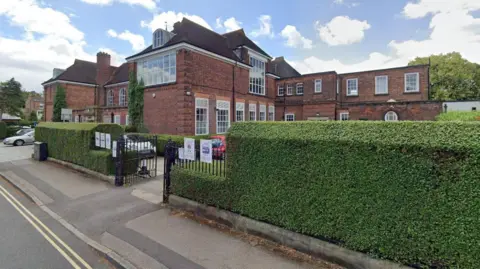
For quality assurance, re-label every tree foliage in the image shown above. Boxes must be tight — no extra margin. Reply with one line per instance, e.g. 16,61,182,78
52,85,67,122
0,78,24,120
409,52,480,101
29,111,38,122
127,72,145,128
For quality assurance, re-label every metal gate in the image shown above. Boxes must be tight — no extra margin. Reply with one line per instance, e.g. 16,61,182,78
114,134,158,186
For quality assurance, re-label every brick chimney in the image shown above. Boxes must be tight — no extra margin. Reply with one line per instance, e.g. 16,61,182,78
96,51,112,86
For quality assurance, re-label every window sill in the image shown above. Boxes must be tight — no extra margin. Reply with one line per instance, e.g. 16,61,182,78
314,92,322,94
374,93,389,96
248,92,266,97
404,91,420,94
144,81,176,89
345,94,359,97
296,94,304,96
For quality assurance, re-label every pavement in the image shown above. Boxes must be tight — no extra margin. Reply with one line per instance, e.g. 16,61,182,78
0,144,341,269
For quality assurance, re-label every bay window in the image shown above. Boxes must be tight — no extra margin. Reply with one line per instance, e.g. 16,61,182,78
137,52,176,86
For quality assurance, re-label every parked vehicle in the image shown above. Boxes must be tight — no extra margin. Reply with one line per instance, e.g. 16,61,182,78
123,134,157,156
16,128,34,136
211,135,226,159
3,131,35,146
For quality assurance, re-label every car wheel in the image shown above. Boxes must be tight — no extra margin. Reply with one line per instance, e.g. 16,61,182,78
14,140,25,146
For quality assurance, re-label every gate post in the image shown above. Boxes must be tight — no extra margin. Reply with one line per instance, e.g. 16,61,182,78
163,139,176,202
115,135,125,186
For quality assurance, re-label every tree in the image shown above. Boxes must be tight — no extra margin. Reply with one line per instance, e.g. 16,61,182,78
29,111,38,122
52,85,67,122
408,52,480,101
127,72,145,128
0,78,25,121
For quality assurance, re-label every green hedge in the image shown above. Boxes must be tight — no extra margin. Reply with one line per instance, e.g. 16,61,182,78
6,126,21,137
172,121,480,268
35,123,124,175
436,111,480,121
0,122,6,139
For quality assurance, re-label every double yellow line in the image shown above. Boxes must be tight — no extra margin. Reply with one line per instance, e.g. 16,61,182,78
0,184,92,269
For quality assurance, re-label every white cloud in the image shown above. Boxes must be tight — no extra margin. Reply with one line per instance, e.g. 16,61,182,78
215,17,242,32
0,0,84,41
107,29,145,51
141,11,211,32
0,0,123,91
80,0,156,10
280,25,313,49
317,16,371,46
292,0,480,74
250,15,274,38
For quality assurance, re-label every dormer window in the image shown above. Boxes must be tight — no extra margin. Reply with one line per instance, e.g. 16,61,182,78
152,29,174,49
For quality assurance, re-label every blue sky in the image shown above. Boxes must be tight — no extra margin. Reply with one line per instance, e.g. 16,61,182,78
0,0,479,91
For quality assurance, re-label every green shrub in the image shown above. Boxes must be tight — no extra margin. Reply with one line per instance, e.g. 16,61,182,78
0,122,6,139
124,125,137,132
35,122,124,175
18,119,33,126
436,111,480,121
6,126,20,137
172,121,480,268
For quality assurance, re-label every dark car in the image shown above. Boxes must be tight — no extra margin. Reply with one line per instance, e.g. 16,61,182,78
211,135,226,159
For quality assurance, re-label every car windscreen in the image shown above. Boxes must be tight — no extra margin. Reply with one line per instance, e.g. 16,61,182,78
17,129,33,135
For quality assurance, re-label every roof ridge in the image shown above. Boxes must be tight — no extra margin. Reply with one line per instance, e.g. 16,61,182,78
75,59,97,65
222,28,245,36
181,18,228,41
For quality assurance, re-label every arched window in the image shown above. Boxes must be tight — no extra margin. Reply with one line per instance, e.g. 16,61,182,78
384,111,398,121
119,88,127,106
107,90,114,106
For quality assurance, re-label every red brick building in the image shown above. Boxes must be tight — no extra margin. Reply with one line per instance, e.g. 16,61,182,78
24,94,44,120
43,18,442,135
42,53,129,123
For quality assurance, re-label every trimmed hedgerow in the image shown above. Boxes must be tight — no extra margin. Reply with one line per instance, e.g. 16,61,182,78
0,122,6,139
35,122,124,175
172,121,480,268
436,111,480,121
171,167,231,208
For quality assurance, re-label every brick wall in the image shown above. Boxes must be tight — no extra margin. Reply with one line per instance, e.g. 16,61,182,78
343,102,441,121
339,65,429,103
43,82,95,121
101,108,129,124
104,84,129,107
275,72,337,102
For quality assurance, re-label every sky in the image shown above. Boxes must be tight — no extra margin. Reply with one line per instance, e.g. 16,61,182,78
1,0,479,92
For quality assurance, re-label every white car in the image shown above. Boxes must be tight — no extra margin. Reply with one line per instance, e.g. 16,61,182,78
123,134,156,155
3,130,35,146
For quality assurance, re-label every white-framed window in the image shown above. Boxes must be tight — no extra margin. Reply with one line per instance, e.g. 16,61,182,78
114,115,121,124
195,98,209,135
136,52,176,87
336,79,340,94
287,84,293,95
236,102,244,122
119,88,127,106
259,105,267,121
405,73,419,92
268,106,275,121
107,89,114,106
249,103,256,121
285,113,295,122
278,85,284,96
216,100,230,134
340,112,349,121
375,76,388,94
384,111,398,121
249,56,265,95
347,78,358,96
296,83,304,95
315,79,322,93
125,115,129,125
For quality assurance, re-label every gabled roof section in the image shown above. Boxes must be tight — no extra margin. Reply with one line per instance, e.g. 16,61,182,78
42,59,98,85
270,56,301,78
105,63,129,85
126,18,242,62
222,29,271,59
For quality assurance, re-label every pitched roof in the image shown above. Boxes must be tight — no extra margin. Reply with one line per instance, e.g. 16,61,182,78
270,57,301,78
222,29,271,59
127,18,242,62
105,63,129,85
42,59,98,85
